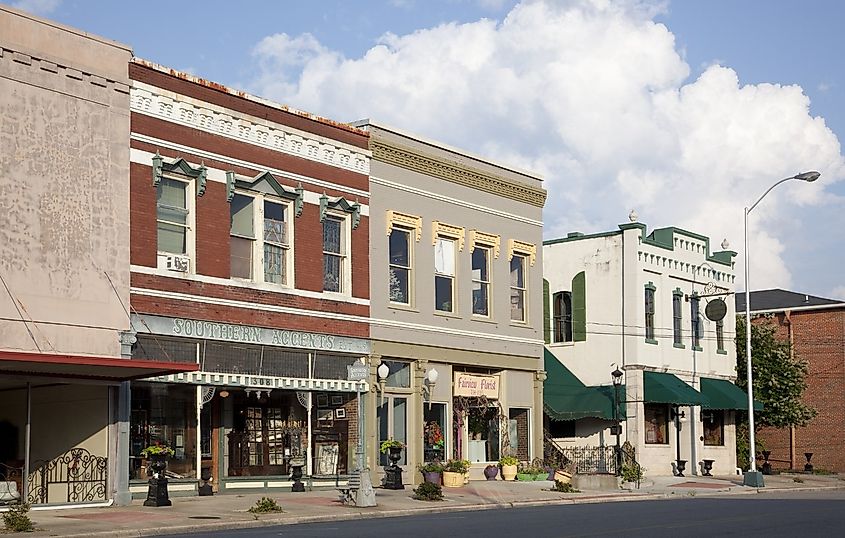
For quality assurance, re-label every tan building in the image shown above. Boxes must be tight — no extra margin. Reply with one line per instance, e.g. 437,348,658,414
0,7,194,507
354,121,546,482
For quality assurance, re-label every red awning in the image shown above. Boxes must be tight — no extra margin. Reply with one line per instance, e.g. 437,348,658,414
0,350,198,382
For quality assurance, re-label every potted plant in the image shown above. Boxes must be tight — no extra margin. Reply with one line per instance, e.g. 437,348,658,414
499,455,518,481
140,443,175,476
380,438,405,461
418,461,444,485
483,464,499,480
516,462,533,481
442,459,469,488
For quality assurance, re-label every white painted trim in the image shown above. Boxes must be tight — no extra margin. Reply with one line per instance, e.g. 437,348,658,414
130,265,370,306
131,81,370,174
129,139,371,202
370,175,542,227
224,481,265,489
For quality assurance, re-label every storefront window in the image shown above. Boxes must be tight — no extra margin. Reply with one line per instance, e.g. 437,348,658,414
423,404,447,463
130,383,197,480
644,404,669,445
464,406,500,463
703,410,725,446
378,395,408,466
381,360,411,388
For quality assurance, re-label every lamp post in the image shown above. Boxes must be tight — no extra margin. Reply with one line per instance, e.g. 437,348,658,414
743,170,819,487
611,367,623,476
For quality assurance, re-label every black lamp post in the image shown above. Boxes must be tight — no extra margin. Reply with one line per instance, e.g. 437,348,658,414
611,368,624,476
671,405,687,477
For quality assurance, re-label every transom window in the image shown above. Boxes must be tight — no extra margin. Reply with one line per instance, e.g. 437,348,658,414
510,254,527,322
156,177,189,254
323,215,345,293
553,291,573,342
389,227,412,304
471,246,490,316
434,237,456,313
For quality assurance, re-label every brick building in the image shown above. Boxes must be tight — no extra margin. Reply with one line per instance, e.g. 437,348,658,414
126,59,373,496
736,289,845,473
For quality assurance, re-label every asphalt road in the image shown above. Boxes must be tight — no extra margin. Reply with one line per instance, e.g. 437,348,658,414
164,490,845,538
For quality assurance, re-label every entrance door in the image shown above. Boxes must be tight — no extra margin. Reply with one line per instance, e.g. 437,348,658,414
377,395,408,469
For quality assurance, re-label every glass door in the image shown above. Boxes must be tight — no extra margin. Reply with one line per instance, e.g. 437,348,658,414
377,395,408,467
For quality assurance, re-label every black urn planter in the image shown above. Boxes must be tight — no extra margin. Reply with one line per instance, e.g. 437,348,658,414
143,454,172,507
804,452,814,474
290,458,306,492
675,459,687,477
383,446,404,490
761,451,772,475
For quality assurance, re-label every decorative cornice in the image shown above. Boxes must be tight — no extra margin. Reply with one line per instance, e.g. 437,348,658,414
320,194,361,229
508,239,537,266
371,140,547,208
386,211,422,242
432,221,465,251
469,230,501,259
152,151,207,196
130,83,370,175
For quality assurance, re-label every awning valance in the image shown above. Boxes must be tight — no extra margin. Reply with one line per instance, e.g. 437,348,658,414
643,371,708,406
543,349,625,421
700,377,763,411
0,350,198,383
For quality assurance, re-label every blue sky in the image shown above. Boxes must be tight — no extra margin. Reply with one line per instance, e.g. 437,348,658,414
11,0,845,300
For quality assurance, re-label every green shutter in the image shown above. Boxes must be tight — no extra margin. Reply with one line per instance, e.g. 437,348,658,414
543,279,551,344
572,271,586,341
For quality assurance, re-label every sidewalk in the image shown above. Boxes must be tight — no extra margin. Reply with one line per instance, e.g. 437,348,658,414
13,472,845,537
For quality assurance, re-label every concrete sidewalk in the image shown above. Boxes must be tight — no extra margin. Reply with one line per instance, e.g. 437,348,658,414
11,472,845,537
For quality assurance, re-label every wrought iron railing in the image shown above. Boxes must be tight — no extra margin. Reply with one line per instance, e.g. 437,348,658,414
544,432,617,475
27,448,108,504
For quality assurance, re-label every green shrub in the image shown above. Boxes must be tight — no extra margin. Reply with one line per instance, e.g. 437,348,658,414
413,481,444,501
552,480,580,493
418,461,444,473
621,463,644,483
248,497,283,514
3,503,34,533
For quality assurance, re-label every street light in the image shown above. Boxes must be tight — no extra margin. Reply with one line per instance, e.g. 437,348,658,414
611,367,623,476
743,170,819,487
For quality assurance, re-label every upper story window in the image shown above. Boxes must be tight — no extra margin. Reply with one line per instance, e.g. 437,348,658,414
323,215,346,293
230,194,291,285
553,291,573,342
434,237,456,313
229,194,255,279
644,283,656,343
389,227,412,304
690,295,702,349
157,177,189,255
673,290,683,347
716,319,725,353
510,254,527,322
263,201,289,284
471,246,491,316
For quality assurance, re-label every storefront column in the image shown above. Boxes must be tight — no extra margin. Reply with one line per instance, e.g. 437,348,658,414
114,330,135,506
533,370,546,460
23,382,31,502
411,361,427,484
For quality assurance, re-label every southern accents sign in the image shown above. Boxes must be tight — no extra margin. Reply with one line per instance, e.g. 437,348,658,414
131,314,371,354
453,373,500,399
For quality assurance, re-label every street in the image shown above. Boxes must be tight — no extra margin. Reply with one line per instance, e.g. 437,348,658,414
163,490,845,538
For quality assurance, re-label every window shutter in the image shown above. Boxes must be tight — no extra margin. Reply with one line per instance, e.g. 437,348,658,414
572,271,586,341
543,279,551,344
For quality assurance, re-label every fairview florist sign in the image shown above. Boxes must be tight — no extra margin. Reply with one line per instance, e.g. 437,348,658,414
453,373,500,399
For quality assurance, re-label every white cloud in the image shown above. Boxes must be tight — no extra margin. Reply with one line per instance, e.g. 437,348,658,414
10,0,61,16
248,0,844,292
831,286,845,301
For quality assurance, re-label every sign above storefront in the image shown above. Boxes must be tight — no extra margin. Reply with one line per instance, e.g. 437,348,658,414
131,314,371,355
453,372,500,399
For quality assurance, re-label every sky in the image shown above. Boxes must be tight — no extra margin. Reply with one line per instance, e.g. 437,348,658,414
11,0,845,300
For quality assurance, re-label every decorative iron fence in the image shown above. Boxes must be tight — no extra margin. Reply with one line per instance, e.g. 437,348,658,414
27,448,108,504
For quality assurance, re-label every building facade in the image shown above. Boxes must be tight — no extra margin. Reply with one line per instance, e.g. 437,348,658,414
355,121,546,482
543,219,744,476
126,60,373,496
736,289,845,473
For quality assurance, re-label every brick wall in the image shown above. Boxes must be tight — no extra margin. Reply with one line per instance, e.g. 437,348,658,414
753,307,845,472
130,162,157,267
196,180,231,278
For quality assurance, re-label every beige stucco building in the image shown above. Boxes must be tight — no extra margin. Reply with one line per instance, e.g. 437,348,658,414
355,121,546,482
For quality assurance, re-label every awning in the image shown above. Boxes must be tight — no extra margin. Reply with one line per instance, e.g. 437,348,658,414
700,377,763,411
0,350,198,383
643,371,708,406
543,349,625,421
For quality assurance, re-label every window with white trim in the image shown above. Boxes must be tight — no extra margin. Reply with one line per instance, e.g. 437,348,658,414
157,177,190,255
323,215,346,293
263,200,289,284
389,227,412,304
229,194,255,279
230,194,291,285
434,237,456,313
510,254,527,322
471,246,490,316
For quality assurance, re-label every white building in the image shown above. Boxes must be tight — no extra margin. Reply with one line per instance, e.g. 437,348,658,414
543,218,746,477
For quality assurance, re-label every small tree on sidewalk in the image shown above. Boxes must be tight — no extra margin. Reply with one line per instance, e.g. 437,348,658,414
734,317,816,469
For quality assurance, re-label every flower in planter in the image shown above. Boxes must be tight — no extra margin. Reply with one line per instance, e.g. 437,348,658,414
380,438,405,454
444,459,470,474
140,443,175,458
499,455,519,467
418,461,445,473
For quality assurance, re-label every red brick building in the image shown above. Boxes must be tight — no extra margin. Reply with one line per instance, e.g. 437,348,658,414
126,59,373,496
737,289,845,473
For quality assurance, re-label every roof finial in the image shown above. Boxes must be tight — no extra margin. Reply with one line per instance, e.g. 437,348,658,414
628,209,638,223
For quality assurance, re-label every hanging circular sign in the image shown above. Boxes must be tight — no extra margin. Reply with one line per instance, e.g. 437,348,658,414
705,298,727,322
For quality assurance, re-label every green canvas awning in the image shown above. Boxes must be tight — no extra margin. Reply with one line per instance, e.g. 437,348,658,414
543,349,625,421
700,377,763,411
643,371,708,406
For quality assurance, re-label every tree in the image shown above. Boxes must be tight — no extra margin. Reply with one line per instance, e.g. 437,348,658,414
734,317,816,469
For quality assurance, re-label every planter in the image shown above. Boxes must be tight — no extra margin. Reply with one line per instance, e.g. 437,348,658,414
463,472,470,484
553,470,572,485
421,471,442,485
516,472,533,481
483,465,499,480
500,464,517,481
442,471,464,488
533,473,548,481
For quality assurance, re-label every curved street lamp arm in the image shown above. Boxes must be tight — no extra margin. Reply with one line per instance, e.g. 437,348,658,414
748,177,796,214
